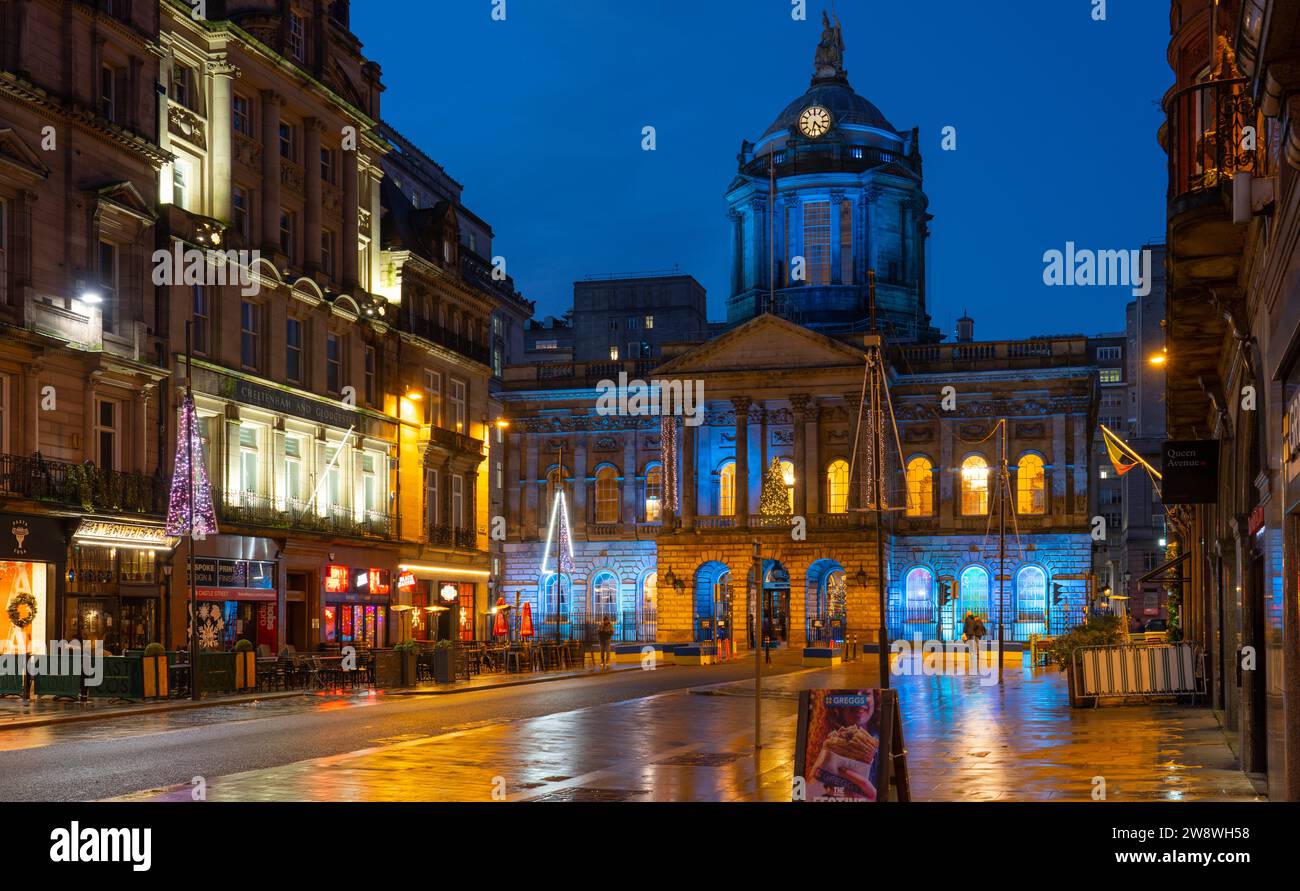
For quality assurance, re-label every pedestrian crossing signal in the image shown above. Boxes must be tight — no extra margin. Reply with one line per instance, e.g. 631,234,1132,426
1052,583,1064,605
939,580,954,605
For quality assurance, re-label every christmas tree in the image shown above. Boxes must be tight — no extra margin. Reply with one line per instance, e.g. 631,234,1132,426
166,394,219,538
759,457,792,515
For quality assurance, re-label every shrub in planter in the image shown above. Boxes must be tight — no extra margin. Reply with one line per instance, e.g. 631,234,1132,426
1045,615,1124,707
433,639,454,684
233,639,256,690
394,640,419,686
141,642,168,699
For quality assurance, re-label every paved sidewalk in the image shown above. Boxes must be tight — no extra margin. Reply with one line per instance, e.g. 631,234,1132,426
0,658,661,730
114,658,1263,803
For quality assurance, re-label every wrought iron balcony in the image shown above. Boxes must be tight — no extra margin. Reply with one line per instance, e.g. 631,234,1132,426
0,453,167,516
215,490,393,539
405,314,491,365
425,424,484,456
1163,77,1259,213
426,524,479,551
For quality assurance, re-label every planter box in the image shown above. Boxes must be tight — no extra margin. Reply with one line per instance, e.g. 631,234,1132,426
433,648,453,684
399,650,418,686
194,652,236,695
0,669,23,697
372,650,402,688
234,651,256,690
142,655,169,699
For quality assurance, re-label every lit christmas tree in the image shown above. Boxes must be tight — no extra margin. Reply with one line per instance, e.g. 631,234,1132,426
759,457,792,516
165,394,219,538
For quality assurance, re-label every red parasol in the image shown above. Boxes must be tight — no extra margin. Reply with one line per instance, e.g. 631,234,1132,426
520,601,535,638
492,597,509,636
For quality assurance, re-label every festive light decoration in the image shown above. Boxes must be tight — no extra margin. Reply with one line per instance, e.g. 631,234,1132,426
165,394,218,537
759,457,790,516
659,415,678,515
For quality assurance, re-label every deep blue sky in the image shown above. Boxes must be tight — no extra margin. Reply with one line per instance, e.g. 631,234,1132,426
353,0,1170,341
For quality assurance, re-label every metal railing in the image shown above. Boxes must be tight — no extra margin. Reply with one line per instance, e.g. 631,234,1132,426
1164,77,1258,207
0,453,167,516
215,489,393,539
427,524,478,550
405,314,491,365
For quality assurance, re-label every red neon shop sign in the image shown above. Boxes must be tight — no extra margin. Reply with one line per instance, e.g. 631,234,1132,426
324,564,350,593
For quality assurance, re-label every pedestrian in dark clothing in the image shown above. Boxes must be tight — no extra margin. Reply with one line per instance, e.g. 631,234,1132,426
597,615,614,668
972,615,988,642
961,612,976,641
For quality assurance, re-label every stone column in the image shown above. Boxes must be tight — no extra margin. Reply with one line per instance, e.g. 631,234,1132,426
790,395,809,518
524,434,539,537
260,91,282,256
621,434,637,526
504,430,520,537
752,198,767,294
367,161,382,293
728,210,743,295
681,421,697,528
207,58,239,225
572,437,587,531
342,135,360,290
804,402,821,514
304,118,323,272
134,385,151,474
1051,414,1067,519
22,364,41,454
732,397,751,523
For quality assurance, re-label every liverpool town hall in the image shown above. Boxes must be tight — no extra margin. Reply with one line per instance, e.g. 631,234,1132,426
496,21,1099,652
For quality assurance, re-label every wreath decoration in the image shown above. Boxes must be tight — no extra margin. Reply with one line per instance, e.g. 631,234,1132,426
6,592,38,629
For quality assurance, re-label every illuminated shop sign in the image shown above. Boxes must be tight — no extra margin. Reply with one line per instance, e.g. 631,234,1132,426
324,564,350,593
397,571,416,591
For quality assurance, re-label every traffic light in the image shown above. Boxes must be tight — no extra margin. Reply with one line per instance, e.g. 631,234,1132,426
938,580,954,605
1052,583,1064,605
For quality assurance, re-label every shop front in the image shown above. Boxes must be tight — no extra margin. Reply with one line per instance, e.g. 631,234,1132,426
398,563,487,643
173,535,282,652
65,518,172,653
321,563,393,649
0,514,66,658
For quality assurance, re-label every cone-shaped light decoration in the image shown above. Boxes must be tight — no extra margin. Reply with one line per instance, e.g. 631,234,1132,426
166,394,219,537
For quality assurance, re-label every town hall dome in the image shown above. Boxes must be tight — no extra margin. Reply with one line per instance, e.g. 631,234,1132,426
762,80,896,139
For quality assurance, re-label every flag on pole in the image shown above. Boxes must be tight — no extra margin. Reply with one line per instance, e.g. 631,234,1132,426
1102,426,1140,477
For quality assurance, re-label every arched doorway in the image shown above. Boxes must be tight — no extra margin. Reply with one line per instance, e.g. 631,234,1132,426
805,558,847,644
693,562,732,643
748,560,791,646
950,565,990,640
640,571,658,641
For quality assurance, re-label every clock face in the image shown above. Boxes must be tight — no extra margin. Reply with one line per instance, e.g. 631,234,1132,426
799,106,832,138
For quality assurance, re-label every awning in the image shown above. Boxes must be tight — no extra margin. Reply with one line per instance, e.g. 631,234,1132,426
1137,552,1190,585
73,518,175,551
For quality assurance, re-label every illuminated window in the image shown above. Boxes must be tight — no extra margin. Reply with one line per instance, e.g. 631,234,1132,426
643,572,657,612
283,435,304,506
718,461,736,516
906,456,934,517
449,379,467,431
451,474,463,529
803,201,831,285
1016,453,1046,515
1099,368,1122,384
645,464,663,521
609,346,619,360
960,455,989,516
591,571,618,618
238,425,260,497
905,567,932,611
595,466,619,524
1016,565,1047,627
423,369,441,427
956,565,990,630
240,300,261,370
778,459,796,513
826,459,849,514
424,468,438,528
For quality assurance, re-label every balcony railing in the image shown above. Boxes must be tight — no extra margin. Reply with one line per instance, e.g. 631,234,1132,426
216,490,393,539
427,524,478,550
426,425,484,456
0,453,167,516
405,315,491,365
1164,77,1258,209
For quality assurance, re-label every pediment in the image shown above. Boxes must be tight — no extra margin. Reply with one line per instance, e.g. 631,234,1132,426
0,128,51,183
653,314,865,377
93,180,156,223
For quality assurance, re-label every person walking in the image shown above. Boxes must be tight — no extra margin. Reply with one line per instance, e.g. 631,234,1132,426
961,612,976,642
597,615,614,669
972,614,988,643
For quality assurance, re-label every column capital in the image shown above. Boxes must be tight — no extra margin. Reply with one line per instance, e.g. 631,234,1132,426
788,394,810,413
260,89,283,106
206,56,241,79
730,395,752,416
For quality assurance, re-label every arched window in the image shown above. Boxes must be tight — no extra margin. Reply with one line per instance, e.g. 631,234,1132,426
960,455,990,515
542,573,570,621
719,460,736,516
778,458,795,513
591,571,618,618
957,565,990,621
643,572,657,613
546,467,566,518
1015,565,1047,637
644,464,663,521
1016,453,1046,515
595,466,619,524
826,459,849,514
905,456,934,517
904,567,933,611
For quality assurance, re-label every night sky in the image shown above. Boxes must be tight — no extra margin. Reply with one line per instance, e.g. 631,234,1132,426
353,0,1170,341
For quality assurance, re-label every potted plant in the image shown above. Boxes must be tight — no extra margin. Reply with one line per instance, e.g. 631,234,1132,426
141,643,168,699
394,640,419,687
1045,615,1124,707
233,639,256,690
433,639,455,684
